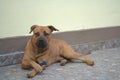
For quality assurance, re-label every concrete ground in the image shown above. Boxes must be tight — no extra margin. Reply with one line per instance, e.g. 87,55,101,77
0,47,120,80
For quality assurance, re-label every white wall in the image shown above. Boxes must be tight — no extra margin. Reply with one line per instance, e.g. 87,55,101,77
0,0,120,38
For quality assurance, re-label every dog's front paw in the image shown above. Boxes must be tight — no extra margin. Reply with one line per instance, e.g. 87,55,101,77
27,70,36,78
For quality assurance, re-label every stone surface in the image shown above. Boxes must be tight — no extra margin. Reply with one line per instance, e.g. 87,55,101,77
0,52,24,67
0,47,120,80
1,38,120,67
71,38,120,52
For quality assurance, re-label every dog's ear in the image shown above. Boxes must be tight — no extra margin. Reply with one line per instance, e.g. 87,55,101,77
29,25,38,33
48,25,59,32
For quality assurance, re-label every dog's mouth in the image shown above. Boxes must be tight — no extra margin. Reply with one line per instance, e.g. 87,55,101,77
36,38,48,48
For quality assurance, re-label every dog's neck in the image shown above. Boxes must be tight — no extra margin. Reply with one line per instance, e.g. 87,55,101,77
35,46,49,59
36,46,49,58
37,47,48,53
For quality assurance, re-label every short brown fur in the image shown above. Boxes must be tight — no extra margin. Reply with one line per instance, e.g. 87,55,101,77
21,25,94,78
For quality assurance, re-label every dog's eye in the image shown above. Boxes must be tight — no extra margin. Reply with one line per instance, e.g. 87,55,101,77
44,31,49,36
34,32,39,37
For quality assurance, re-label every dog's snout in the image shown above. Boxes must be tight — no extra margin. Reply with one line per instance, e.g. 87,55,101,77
36,38,47,48
39,38,44,42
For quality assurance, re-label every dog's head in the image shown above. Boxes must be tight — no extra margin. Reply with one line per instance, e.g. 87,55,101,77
29,25,59,49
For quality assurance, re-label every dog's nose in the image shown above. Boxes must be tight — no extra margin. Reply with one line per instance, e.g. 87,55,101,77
36,38,47,48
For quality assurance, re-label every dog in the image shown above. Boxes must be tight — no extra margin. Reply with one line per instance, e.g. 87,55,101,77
21,25,94,78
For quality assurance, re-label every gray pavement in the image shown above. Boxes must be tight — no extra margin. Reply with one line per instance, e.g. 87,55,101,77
0,47,120,80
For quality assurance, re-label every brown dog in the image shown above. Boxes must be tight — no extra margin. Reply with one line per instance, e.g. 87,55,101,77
21,25,94,78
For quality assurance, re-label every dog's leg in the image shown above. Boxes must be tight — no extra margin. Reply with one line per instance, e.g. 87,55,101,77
27,61,43,78
57,57,69,66
57,57,72,66
61,46,94,66
60,59,68,66
27,69,37,78
27,66,47,78
21,59,32,70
